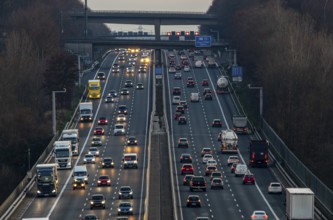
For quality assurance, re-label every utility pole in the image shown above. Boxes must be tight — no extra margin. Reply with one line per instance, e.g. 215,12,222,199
52,88,67,136
84,0,88,38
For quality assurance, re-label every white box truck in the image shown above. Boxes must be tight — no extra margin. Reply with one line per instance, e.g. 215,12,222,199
79,102,93,122
61,129,79,156
286,188,314,220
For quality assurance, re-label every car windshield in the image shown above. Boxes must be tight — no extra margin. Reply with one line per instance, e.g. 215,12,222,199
54,149,69,157
92,195,104,200
85,155,93,158
124,155,136,161
271,183,280,187
74,171,87,176
121,187,131,192
103,158,112,162
120,203,131,207
115,125,124,129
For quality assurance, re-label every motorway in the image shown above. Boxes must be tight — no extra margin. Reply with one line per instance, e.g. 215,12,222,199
20,50,152,220
163,49,286,220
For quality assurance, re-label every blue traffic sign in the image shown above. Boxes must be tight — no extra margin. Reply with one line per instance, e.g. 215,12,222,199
155,67,162,75
232,66,243,77
195,36,212,47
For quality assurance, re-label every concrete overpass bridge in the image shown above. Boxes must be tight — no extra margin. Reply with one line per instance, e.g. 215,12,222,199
66,10,219,40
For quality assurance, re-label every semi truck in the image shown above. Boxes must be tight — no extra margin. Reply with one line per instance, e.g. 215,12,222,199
54,140,72,169
219,129,238,153
286,188,314,220
88,79,101,99
232,115,249,134
216,76,229,93
249,140,269,167
60,129,79,156
36,164,58,197
79,102,93,122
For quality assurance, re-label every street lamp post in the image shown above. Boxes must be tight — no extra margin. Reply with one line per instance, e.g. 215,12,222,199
225,48,237,66
78,55,82,87
248,84,263,127
210,29,220,42
52,88,67,136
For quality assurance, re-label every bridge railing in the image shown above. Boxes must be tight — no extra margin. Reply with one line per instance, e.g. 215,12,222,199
67,9,212,15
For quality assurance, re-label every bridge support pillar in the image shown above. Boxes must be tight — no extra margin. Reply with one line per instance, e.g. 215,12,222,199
154,19,161,41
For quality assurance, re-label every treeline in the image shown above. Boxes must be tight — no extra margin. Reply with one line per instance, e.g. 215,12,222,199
205,0,333,189
0,0,108,203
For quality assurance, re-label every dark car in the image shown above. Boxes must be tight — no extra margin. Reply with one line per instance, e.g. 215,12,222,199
175,65,181,70
172,87,181,95
127,136,138,145
109,90,118,97
202,79,209,86
187,80,195,88
178,116,187,125
175,105,185,114
117,202,134,215
174,72,182,79
83,214,99,220
183,174,194,186
121,88,130,95
90,194,106,209
97,175,111,186
136,83,144,90
96,72,106,80
94,127,105,135
179,100,188,109
118,105,128,114
212,119,222,127
186,195,201,207
98,117,108,125
101,157,114,168
118,186,134,199
178,137,189,148
91,137,102,146
73,178,86,190
124,80,133,87
105,95,115,103
180,153,192,163
204,93,213,100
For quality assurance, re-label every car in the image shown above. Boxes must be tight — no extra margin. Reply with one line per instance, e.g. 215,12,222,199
203,88,212,95
118,56,125,62
83,154,96,164
179,100,188,109
105,95,115,103
205,165,217,176
97,175,111,186
173,96,181,105
235,164,248,177
90,194,106,209
183,174,194,186
195,218,210,220
112,63,120,68
251,210,268,220
168,66,176,73
91,137,102,146
117,202,133,215
243,173,255,185
117,114,127,122
118,186,134,199
118,105,128,114
211,178,224,189
210,171,222,181
127,136,138,145
230,162,239,173
114,124,125,136
123,153,138,169
227,156,240,166
190,93,199,102
202,79,209,86
98,116,108,125
83,214,99,220
73,178,86,190
201,148,213,157
204,93,213,100
181,164,194,175
128,61,136,66
94,127,105,135
96,72,106,80
178,137,189,148
138,68,147,73
206,159,217,167
187,78,195,87
202,154,214,164
109,90,118,97
178,116,187,125
212,119,222,127
172,87,181,95
184,65,190,72
88,147,100,156
175,105,185,114
174,72,182,79
136,83,144,89
189,176,207,192
186,195,201,207
195,60,203,68
180,153,192,163
124,80,133,87
268,182,283,194
112,67,120,73
126,66,134,74
101,157,114,168
121,88,130,95
175,65,181,70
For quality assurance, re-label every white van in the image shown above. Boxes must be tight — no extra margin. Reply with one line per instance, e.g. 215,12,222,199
195,60,203,68
190,93,199,102
234,164,247,177
172,96,181,105
123,153,138,169
73,165,89,183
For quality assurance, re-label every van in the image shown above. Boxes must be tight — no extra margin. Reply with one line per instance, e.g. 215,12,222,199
173,96,181,105
123,153,138,169
195,60,203,68
234,164,247,177
190,93,199,102
73,165,89,183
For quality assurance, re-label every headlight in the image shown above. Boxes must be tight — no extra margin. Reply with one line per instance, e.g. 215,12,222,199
102,162,105,165
67,162,71,165
129,208,133,211
84,177,88,181
74,184,77,187
102,200,105,204
52,189,56,193
84,158,87,161
90,201,94,204
129,191,133,195
37,190,41,193
118,208,121,211
134,161,137,164
111,162,114,165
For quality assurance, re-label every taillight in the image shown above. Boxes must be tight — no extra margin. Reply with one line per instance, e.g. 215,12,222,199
251,152,255,159
263,215,268,219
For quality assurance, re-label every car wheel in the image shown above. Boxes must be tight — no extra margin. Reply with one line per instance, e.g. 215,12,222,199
131,196,133,199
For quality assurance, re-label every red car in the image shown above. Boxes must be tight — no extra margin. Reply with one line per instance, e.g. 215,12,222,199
201,147,213,157
97,175,111,186
181,164,194,175
243,173,255,185
172,87,181,95
98,117,108,125
94,127,105,135
202,79,209,86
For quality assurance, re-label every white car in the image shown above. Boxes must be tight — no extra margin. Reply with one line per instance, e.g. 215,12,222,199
206,159,217,167
172,96,181,105
168,66,176,73
184,65,190,72
88,147,100,157
227,156,240,166
117,114,126,122
195,60,203,68
268,182,283,194
234,164,248,177
114,124,125,136
83,154,96,164
190,93,199,102
251,210,268,220
202,154,214,164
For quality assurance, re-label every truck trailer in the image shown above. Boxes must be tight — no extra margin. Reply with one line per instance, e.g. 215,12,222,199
61,129,79,156
232,115,249,134
219,129,238,154
36,164,58,197
216,76,229,93
286,188,314,220
249,140,269,167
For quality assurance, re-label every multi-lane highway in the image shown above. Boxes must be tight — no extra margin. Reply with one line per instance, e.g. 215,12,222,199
20,50,152,220
164,49,286,220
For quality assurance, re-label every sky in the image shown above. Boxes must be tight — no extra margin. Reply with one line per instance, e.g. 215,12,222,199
79,0,214,33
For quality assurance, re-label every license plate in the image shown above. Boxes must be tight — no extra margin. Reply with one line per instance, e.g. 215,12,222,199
192,203,196,205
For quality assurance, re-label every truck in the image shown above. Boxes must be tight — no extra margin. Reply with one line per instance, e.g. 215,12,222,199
216,76,229,93
79,102,93,122
232,115,249,134
88,79,101,99
286,188,314,220
60,129,79,156
54,140,72,169
249,140,269,167
36,164,58,197
207,57,218,68
219,129,238,154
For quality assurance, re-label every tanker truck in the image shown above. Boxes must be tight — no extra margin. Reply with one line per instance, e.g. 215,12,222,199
216,76,229,93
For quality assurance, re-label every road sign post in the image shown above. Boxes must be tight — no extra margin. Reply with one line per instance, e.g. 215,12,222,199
195,36,212,47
